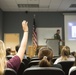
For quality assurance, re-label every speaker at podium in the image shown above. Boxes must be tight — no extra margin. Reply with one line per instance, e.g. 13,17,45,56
45,38,59,56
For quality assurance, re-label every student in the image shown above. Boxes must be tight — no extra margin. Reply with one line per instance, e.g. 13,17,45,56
6,47,12,56
38,47,62,69
54,46,75,64
0,20,28,75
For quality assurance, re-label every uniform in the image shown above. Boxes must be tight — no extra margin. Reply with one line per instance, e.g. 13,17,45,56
54,33,61,41
54,33,61,55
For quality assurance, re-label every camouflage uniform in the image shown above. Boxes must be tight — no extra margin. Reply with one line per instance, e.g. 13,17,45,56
54,33,61,55
54,33,61,41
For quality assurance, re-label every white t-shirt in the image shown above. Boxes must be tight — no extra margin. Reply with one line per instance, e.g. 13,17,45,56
54,55,75,64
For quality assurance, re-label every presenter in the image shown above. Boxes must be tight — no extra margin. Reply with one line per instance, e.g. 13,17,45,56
54,29,62,41
54,29,63,55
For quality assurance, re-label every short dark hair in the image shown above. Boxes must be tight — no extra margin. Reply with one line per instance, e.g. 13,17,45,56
15,45,20,52
57,29,60,32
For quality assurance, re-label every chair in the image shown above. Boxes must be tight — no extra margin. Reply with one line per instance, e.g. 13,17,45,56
6,56,12,60
70,69,76,75
23,67,65,75
23,58,29,69
17,62,25,75
58,61,74,75
28,60,40,67
31,57,39,61
69,67,76,75
27,57,31,62
52,56,59,63
5,68,17,75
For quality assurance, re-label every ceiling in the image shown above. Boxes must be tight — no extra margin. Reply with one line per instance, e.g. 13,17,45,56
0,0,76,12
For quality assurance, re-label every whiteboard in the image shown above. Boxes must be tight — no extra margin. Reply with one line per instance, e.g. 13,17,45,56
36,27,62,45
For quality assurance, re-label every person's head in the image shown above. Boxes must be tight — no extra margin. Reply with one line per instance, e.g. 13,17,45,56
6,47,11,56
61,46,70,60
57,29,60,34
0,40,6,75
15,45,20,52
38,47,53,67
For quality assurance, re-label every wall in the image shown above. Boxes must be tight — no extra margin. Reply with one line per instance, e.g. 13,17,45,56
3,12,64,49
0,9,3,40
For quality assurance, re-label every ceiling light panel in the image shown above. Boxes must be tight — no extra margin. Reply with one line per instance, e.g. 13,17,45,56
39,0,50,7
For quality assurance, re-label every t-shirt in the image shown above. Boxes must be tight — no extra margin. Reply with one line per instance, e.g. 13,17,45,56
54,56,75,64
7,55,21,72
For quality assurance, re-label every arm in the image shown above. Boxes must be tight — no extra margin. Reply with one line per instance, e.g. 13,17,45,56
17,20,28,62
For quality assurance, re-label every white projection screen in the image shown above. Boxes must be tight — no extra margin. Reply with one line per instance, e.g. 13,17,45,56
64,14,76,52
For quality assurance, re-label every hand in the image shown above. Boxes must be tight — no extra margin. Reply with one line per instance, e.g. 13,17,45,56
62,40,64,42
22,20,28,32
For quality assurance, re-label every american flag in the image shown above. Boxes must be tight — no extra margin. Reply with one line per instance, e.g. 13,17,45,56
32,16,38,51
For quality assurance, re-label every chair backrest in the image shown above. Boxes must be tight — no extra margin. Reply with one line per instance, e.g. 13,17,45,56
27,57,31,62
28,60,40,67
6,56,12,60
17,62,25,75
31,58,39,61
70,69,76,75
23,58,29,69
58,61,74,75
52,56,59,63
5,68,17,75
23,67,65,75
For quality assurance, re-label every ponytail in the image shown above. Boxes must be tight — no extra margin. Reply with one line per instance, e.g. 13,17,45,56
39,56,53,67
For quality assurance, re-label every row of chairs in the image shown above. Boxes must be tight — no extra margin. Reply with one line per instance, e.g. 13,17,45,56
6,56,76,75
5,66,76,75
18,60,75,75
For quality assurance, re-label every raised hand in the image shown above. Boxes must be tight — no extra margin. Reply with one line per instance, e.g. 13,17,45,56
22,20,28,32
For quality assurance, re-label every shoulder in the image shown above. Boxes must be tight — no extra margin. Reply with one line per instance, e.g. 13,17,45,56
7,55,21,72
54,33,57,35
68,56,75,61
54,57,62,64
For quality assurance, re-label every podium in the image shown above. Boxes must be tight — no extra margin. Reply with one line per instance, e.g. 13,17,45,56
46,39,59,56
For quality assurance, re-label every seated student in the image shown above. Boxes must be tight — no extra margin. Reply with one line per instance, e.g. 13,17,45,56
6,47,14,60
0,20,28,75
6,47,12,56
54,46,75,64
69,52,76,75
15,45,20,53
38,47,62,69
